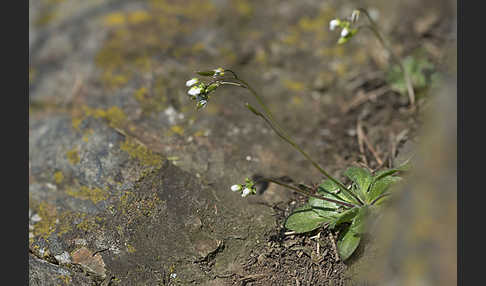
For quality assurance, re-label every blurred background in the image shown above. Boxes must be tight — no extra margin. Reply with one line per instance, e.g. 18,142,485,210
30,0,456,285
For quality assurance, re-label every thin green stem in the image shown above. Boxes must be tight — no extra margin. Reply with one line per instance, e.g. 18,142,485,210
245,102,363,205
357,8,415,106
261,177,357,208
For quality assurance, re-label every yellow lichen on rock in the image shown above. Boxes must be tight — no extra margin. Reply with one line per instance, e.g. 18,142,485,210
33,202,58,239
103,12,126,27
83,106,127,129
120,138,163,168
66,186,109,204
54,171,64,184
66,148,80,165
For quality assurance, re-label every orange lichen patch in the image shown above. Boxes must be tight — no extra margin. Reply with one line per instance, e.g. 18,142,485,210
66,148,80,165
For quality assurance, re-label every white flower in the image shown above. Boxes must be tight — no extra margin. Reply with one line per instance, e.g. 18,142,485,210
341,28,349,37
213,67,224,77
186,78,199,87
231,184,242,192
188,86,203,97
241,188,251,197
329,19,340,31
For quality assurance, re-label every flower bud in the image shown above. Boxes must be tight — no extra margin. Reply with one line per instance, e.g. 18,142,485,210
231,184,242,192
188,86,203,97
241,188,251,197
213,67,225,77
329,19,340,31
205,82,220,94
186,78,199,87
341,28,350,37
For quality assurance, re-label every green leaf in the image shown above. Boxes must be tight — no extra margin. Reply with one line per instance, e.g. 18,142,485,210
309,190,343,218
319,179,341,193
368,176,402,203
329,207,359,230
386,55,435,96
337,221,361,261
372,163,409,182
319,180,359,205
351,206,368,234
285,205,334,234
344,167,372,202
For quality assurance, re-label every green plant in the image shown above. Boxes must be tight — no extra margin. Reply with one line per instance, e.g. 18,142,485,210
284,165,407,261
386,55,436,97
184,67,408,261
329,9,417,107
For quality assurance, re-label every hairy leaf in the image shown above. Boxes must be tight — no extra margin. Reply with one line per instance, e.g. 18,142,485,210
344,167,372,202
285,205,334,234
319,179,358,205
337,222,361,261
329,207,359,230
368,176,402,203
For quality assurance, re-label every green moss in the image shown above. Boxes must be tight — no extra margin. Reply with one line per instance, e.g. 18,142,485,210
65,186,109,204
120,138,163,168
66,148,80,165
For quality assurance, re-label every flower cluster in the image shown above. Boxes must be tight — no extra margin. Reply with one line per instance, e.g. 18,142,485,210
329,10,360,44
185,68,226,110
230,178,257,198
